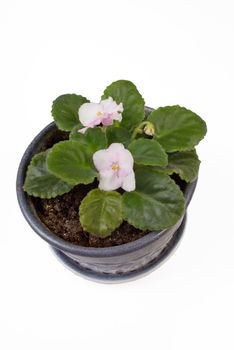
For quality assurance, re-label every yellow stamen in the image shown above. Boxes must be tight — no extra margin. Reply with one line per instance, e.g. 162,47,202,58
96,111,103,117
112,164,120,171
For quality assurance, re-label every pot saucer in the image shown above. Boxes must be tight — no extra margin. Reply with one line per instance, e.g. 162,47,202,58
51,214,187,283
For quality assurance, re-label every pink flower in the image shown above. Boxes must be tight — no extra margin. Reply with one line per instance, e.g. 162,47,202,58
93,143,135,192
78,97,123,133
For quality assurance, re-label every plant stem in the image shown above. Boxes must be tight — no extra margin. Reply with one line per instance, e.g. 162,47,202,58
131,122,149,140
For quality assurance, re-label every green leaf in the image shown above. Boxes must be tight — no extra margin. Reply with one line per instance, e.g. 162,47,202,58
123,168,185,231
23,151,73,198
106,125,131,147
47,140,97,185
102,80,145,131
79,189,123,237
148,105,207,152
128,139,168,166
164,150,200,182
52,94,89,131
70,126,107,153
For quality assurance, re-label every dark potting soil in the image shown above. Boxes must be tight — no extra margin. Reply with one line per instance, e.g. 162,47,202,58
32,182,149,247
31,128,186,248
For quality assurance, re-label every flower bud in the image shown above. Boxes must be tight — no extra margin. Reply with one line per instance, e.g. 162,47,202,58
144,122,155,136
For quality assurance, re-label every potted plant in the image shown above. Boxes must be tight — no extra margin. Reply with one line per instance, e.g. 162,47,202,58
16,80,207,283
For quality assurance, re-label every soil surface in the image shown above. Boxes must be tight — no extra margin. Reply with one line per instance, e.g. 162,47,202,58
32,182,149,247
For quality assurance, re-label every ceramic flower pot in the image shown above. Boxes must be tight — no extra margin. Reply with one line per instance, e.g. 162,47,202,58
16,111,197,283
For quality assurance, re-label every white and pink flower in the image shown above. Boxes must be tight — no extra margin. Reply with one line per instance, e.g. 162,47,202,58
93,143,135,192
78,97,123,133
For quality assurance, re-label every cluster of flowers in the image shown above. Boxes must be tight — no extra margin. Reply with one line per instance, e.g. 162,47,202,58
79,97,135,192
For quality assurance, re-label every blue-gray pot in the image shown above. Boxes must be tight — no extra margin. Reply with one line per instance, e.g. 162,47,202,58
16,117,197,283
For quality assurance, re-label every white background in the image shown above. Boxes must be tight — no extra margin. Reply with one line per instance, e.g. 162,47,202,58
1,0,234,349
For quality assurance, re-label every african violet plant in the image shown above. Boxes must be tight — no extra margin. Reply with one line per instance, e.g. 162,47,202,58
23,80,207,237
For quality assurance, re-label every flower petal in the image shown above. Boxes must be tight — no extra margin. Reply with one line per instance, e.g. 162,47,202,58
99,97,114,112
101,116,114,126
108,143,134,174
108,143,125,154
100,97,123,113
79,102,102,127
118,102,124,113
100,97,123,122
99,171,122,191
121,171,136,192
118,148,134,170
93,150,112,172
113,112,122,122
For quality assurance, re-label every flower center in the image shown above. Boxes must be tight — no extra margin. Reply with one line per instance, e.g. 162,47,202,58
100,112,114,118
111,162,120,171
96,111,103,118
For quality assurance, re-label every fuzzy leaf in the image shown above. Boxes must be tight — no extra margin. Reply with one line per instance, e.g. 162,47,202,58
23,151,73,198
128,139,168,166
123,168,185,231
164,150,200,182
102,80,145,131
47,140,97,185
69,126,107,153
106,125,131,147
148,105,207,152
79,189,123,237
52,94,89,131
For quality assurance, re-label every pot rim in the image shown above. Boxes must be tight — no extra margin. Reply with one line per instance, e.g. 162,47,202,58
16,113,197,258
